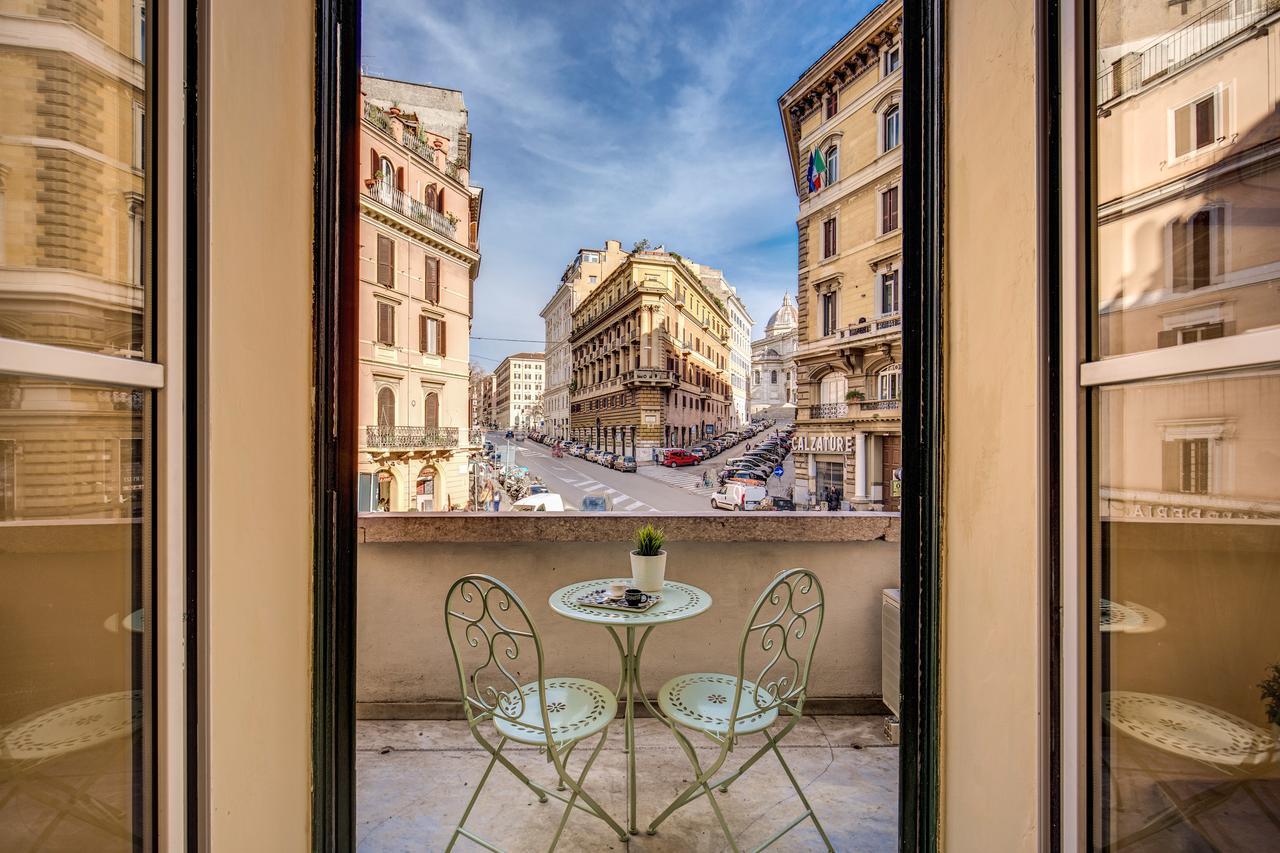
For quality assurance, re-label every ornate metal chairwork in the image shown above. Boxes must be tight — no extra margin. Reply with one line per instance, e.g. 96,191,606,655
443,575,627,851
646,568,833,852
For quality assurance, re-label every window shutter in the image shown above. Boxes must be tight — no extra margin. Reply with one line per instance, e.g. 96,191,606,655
1156,329,1179,348
419,315,428,353
424,392,439,428
439,320,447,357
1170,219,1189,291
1202,322,1224,341
369,148,378,179
377,302,394,345
377,235,393,287
1174,105,1192,158
1195,97,1214,149
425,255,439,302
1161,440,1180,492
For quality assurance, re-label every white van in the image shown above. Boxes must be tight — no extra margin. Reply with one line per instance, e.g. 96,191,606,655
513,493,569,512
710,483,768,511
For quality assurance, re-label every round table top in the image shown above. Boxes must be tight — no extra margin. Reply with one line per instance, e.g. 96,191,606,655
549,578,712,626
1104,691,1279,768
0,691,140,762
1099,599,1166,634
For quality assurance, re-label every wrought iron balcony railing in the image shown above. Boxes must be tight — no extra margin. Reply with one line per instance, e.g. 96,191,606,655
835,312,902,346
859,398,901,412
808,403,849,419
366,180,458,239
621,368,677,386
364,425,460,449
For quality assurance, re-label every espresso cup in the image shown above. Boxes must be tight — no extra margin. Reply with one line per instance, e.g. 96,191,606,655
624,588,644,607
608,581,628,599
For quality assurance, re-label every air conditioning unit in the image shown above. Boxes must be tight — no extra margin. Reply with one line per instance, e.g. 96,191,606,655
882,588,902,744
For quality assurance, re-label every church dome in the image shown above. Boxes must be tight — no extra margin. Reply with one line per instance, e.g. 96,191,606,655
765,293,798,334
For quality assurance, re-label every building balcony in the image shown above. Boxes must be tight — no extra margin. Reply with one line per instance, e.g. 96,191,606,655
621,367,677,387
355,513,900,850
364,425,463,452
808,402,850,419
858,398,901,414
835,313,902,348
365,179,458,240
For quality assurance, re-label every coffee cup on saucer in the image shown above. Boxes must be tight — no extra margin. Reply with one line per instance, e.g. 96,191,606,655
624,588,644,607
608,581,628,600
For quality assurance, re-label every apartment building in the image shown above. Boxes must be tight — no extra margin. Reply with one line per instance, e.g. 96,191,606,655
697,266,754,428
493,353,544,431
779,1,904,510
751,294,800,418
357,76,483,512
568,248,733,454
540,241,627,440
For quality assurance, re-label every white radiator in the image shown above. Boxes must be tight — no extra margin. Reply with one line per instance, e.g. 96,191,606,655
881,588,902,722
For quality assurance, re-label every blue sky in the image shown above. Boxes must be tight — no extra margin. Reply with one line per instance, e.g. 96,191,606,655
363,0,877,370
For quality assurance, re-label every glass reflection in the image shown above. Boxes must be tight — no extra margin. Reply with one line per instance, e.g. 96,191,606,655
1095,0,1280,358
1094,369,1280,850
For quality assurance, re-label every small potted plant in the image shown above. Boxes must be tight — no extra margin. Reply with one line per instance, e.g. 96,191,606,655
630,523,667,592
846,389,865,401
1259,663,1280,736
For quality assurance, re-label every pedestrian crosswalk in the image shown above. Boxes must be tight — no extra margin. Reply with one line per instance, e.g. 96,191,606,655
638,464,718,497
562,477,657,512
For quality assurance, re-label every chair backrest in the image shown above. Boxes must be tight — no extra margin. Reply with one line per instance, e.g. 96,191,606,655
444,575,554,740
728,568,826,737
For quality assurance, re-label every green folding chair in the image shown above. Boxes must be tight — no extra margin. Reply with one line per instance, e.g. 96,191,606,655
444,574,628,851
646,568,832,851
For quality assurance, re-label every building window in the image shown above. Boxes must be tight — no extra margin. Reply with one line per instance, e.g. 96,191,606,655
0,439,15,521
753,370,760,385
884,44,901,75
819,373,847,404
377,387,396,428
825,90,838,119
378,155,394,183
882,105,901,152
825,144,839,184
880,186,900,234
822,217,837,258
419,315,445,355
771,370,778,384
425,254,440,301
879,269,901,315
1169,206,1225,292
815,461,844,504
376,301,395,346
878,367,901,401
423,391,439,428
821,291,838,336
1171,90,1219,159
132,103,145,170
377,234,394,287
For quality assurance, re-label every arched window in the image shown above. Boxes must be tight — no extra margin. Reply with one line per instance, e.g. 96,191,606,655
771,370,778,384
377,387,395,428
878,366,902,401
882,104,901,152
825,144,839,184
423,391,439,428
819,373,848,404
753,370,761,385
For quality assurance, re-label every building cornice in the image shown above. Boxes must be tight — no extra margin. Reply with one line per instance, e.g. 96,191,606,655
359,197,480,273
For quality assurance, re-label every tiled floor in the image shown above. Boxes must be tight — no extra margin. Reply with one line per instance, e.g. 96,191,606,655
356,715,898,852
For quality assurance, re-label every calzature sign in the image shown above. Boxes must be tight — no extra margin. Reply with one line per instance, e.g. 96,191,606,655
794,434,852,454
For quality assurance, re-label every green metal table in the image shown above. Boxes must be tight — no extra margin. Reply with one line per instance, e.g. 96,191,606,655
549,578,713,835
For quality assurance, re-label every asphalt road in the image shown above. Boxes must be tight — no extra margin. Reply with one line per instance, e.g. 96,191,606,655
485,432,710,512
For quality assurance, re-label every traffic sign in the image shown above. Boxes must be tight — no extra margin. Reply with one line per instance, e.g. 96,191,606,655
773,466,785,478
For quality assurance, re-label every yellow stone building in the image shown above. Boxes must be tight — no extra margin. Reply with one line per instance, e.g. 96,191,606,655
778,1,904,510
568,247,732,456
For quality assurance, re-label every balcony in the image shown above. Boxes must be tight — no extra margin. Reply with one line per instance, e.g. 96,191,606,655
355,513,900,850
809,402,850,419
835,313,902,348
364,425,461,451
366,179,458,240
859,398,901,414
621,367,677,387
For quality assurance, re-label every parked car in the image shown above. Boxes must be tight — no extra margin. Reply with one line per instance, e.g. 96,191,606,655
505,430,514,439
599,452,617,467
529,483,550,495
710,483,768,511
613,455,637,472
769,497,797,512
585,448,599,462
688,447,707,462
663,449,700,467
580,494,613,512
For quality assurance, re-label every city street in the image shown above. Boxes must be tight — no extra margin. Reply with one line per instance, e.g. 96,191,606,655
485,431,794,512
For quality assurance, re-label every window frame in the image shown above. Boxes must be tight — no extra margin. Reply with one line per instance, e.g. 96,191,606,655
880,184,901,235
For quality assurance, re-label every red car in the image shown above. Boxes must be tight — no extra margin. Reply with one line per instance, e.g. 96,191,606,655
663,449,700,467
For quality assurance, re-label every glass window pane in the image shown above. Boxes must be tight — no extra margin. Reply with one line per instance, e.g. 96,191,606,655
1092,367,1280,850
0,375,151,849
1095,1,1280,358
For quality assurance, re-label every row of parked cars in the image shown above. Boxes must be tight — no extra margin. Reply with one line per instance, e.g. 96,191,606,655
708,426,798,511
659,420,780,467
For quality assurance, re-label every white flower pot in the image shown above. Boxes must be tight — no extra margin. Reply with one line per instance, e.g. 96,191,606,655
630,550,667,592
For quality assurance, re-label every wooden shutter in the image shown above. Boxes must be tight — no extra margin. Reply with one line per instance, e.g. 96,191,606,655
418,315,428,353
439,319,447,357
377,301,394,345
377,387,395,428
377,235,394,287
425,255,440,302
424,392,439,428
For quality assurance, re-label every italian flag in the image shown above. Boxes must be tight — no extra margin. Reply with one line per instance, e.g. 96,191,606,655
807,147,826,192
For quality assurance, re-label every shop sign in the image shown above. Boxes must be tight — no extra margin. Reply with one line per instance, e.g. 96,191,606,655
794,433,852,454
1103,498,1280,521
